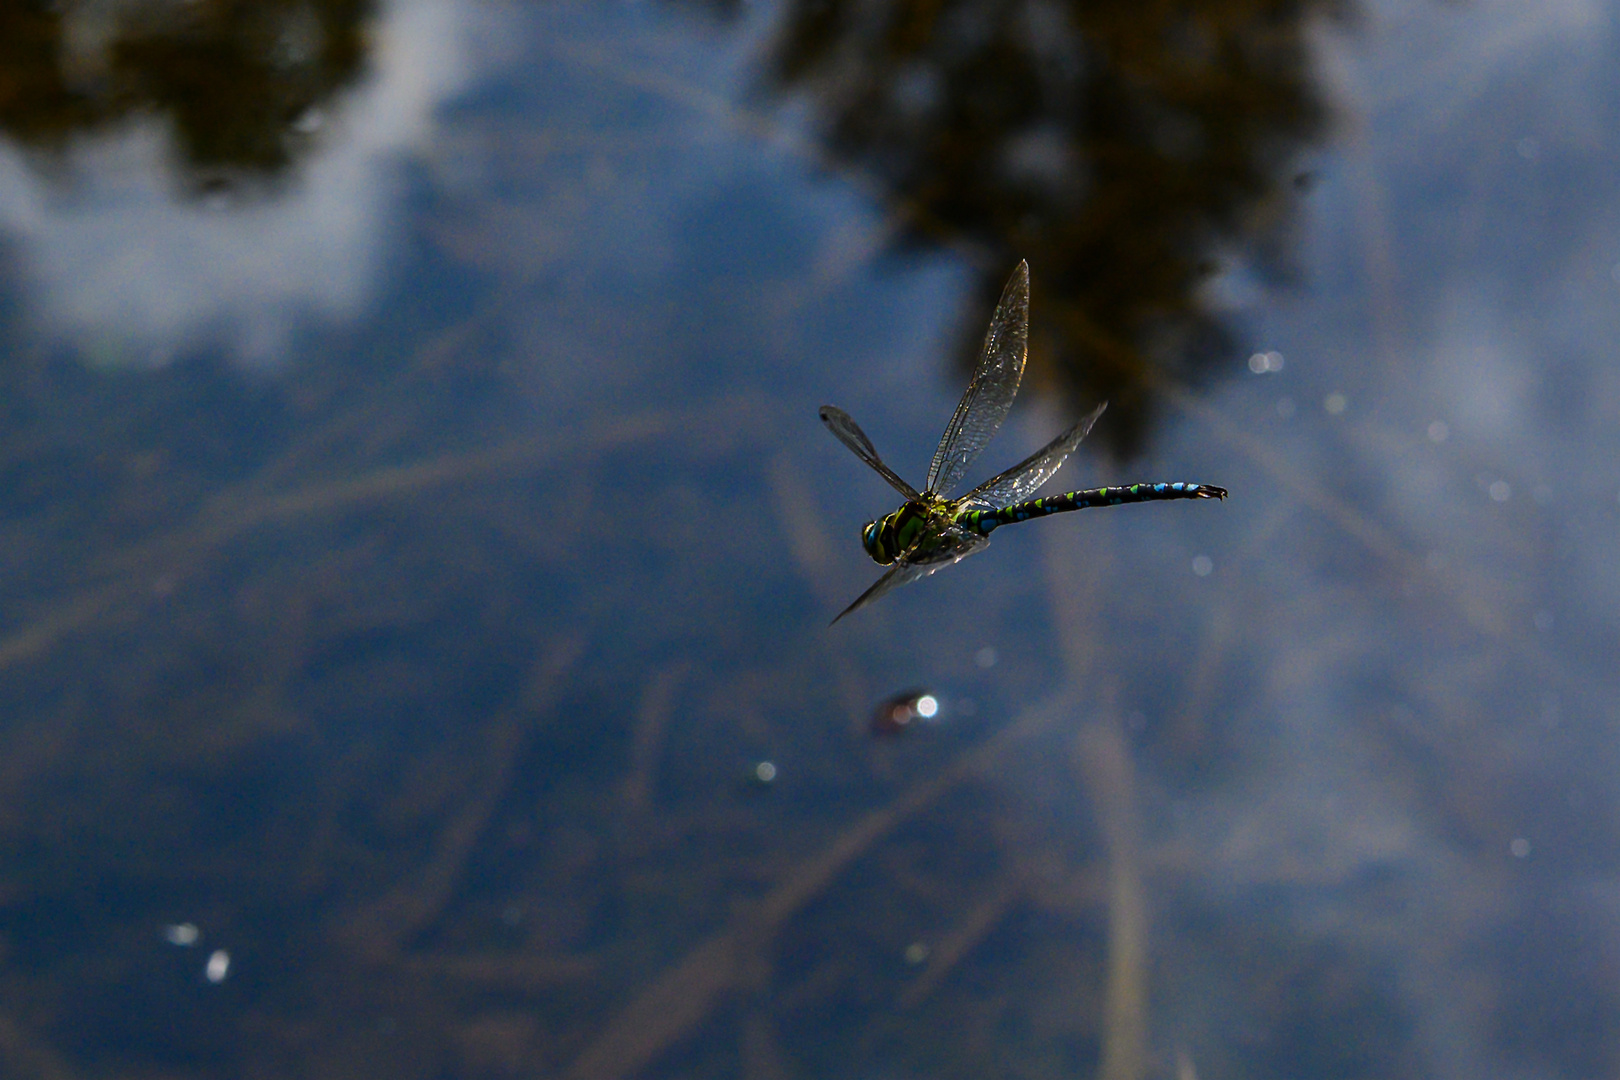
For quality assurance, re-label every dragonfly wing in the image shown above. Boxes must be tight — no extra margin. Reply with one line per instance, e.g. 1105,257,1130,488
959,402,1108,510
925,261,1030,498
830,528,989,624
820,405,922,501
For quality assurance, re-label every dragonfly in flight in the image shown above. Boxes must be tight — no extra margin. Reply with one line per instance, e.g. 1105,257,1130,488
820,261,1227,623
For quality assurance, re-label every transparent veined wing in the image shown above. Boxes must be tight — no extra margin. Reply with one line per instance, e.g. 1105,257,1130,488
924,261,1030,498
830,527,989,624
957,402,1108,511
819,406,922,501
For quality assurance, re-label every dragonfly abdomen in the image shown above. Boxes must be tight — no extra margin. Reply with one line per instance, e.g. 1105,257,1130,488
960,482,1227,535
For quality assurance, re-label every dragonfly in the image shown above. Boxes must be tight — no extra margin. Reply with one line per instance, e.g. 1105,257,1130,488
820,260,1227,623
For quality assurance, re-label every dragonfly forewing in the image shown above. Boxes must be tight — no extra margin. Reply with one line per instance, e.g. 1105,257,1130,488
959,402,1108,511
819,405,922,501
924,261,1030,498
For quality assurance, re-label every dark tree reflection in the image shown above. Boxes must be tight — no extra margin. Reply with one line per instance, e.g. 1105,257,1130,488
0,0,370,192
759,0,1337,454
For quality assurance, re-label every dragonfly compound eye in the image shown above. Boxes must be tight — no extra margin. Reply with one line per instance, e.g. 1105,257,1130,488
861,520,893,564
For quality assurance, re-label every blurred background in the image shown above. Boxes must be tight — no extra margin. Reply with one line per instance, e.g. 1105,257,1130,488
1,0,1617,1076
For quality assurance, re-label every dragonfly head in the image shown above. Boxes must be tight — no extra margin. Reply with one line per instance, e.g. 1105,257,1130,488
862,503,927,566
861,519,895,565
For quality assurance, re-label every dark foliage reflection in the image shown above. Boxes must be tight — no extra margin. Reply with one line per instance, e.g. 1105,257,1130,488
757,0,1336,454
0,0,370,191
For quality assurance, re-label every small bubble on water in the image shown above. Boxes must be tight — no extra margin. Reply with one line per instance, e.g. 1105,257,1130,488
1426,420,1448,443
1533,610,1553,632
1191,555,1213,577
904,942,930,965
1248,351,1284,374
1516,137,1539,160
753,761,777,784
205,950,231,983
1275,396,1295,418
974,646,998,669
1509,838,1531,858
1323,392,1347,415
1489,480,1511,502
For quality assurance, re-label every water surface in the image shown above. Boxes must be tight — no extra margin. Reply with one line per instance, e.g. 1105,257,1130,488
1,1,1617,1078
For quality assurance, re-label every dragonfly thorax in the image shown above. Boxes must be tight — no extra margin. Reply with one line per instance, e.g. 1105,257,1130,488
863,500,936,566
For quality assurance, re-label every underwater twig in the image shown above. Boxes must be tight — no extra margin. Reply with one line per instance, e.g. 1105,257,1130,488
762,450,868,727
896,872,1025,1010
342,639,583,955
563,693,1073,1080
621,661,691,818
401,951,598,991
0,403,757,673
1043,522,1147,1080
1073,718,1149,1080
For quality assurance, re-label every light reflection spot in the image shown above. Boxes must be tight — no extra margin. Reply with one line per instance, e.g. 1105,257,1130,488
1323,392,1347,415
1509,838,1531,858
915,695,939,719
1516,137,1539,160
1247,351,1284,374
904,942,930,965
974,646,997,669
1427,420,1449,443
163,923,199,946
753,761,777,784
1191,555,1213,577
1276,396,1295,418
1489,480,1511,502
205,949,231,983
1533,610,1553,632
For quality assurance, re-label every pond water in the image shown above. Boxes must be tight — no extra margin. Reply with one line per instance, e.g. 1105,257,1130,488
1,1,1618,1078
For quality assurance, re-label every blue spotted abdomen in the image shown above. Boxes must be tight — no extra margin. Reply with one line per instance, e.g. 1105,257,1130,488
959,482,1227,535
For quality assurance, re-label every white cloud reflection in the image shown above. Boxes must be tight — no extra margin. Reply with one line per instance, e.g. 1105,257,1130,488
0,0,480,368
1154,0,1620,1074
